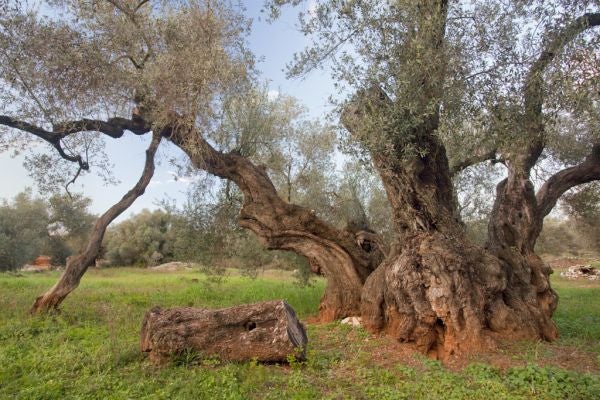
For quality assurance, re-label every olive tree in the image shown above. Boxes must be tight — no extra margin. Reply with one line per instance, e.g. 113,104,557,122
1,0,381,317
263,0,600,357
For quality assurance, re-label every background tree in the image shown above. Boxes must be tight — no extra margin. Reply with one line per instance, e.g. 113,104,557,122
560,182,600,253
0,190,95,270
104,209,174,267
0,190,49,271
46,193,96,263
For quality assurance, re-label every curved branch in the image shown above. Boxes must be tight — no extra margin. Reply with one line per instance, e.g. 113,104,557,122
0,115,57,142
521,12,600,171
536,144,600,218
524,13,600,120
169,129,375,273
449,147,499,176
167,126,381,321
52,117,150,137
0,115,150,165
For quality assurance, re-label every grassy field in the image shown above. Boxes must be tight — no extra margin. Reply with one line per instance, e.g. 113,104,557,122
0,267,599,399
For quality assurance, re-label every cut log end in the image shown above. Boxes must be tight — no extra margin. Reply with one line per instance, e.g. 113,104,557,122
140,300,308,365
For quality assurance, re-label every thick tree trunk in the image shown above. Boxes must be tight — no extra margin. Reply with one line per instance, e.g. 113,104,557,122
360,169,558,359
361,232,507,358
169,132,383,321
358,134,508,358
344,90,557,360
30,133,162,313
485,168,558,342
140,300,307,364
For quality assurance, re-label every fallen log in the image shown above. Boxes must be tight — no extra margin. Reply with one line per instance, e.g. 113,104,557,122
140,300,308,364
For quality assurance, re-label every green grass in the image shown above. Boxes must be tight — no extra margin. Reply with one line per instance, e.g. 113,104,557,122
0,268,599,399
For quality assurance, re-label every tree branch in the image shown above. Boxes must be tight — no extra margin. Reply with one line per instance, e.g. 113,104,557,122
134,0,150,13
167,124,380,280
449,147,499,176
524,13,600,121
30,131,162,313
520,12,600,171
536,143,600,218
0,115,150,170
106,0,153,62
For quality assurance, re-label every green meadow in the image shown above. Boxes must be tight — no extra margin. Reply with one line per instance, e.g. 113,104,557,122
1,268,599,399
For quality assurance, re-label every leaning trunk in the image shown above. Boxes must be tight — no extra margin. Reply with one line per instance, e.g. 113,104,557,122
30,133,162,313
168,130,383,321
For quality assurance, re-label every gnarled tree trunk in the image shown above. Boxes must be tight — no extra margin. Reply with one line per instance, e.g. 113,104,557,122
342,85,558,359
168,130,383,321
30,133,162,313
486,167,558,343
358,148,559,358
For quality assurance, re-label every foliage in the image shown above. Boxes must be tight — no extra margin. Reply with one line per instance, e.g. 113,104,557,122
0,0,254,191
329,160,394,237
561,182,600,252
536,218,584,257
104,209,175,267
0,268,599,399
268,1,598,164
0,190,95,270
0,190,49,270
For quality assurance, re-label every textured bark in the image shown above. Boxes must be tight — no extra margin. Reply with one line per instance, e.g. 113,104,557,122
30,133,161,313
342,88,501,357
483,144,600,345
357,157,561,358
140,300,307,364
484,162,560,344
168,131,383,321
362,233,506,358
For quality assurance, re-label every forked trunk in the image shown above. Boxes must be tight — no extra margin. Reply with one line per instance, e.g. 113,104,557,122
359,164,559,359
343,92,557,359
30,133,162,313
360,171,558,359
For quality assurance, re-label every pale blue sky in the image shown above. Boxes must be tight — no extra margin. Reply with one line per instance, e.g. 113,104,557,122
0,1,336,219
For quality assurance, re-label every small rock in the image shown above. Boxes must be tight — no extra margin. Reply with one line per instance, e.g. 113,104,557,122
150,261,192,272
20,264,49,273
560,265,600,280
341,316,362,327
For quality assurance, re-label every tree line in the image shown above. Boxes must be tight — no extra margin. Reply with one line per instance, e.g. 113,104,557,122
3,177,599,273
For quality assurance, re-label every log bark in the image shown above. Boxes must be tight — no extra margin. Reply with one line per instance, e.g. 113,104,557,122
30,132,161,313
140,300,308,364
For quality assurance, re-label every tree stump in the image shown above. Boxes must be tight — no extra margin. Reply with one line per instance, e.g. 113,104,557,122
140,300,308,364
